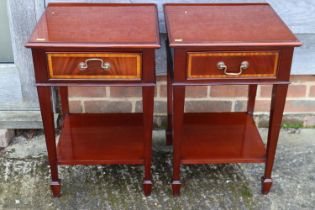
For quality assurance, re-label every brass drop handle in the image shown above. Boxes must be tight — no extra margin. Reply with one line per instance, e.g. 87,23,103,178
217,61,249,76
79,58,111,71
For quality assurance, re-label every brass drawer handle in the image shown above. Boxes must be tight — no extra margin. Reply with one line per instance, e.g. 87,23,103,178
217,61,249,76
79,58,111,71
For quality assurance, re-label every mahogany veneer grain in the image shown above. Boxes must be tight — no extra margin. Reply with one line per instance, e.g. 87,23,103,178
187,51,279,79
47,53,142,80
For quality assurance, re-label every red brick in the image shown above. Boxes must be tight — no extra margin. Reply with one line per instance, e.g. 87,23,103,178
68,87,106,97
260,85,307,98
210,85,248,97
84,100,132,113
109,87,157,97
310,86,315,97
159,85,207,98
290,75,315,82
159,84,167,98
110,87,142,97
259,85,272,98
156,75,166,82
186,86,208,98
284,100,315,113
185,101,232,112
255,100,271,112
69,101,82,113
287,85,306,97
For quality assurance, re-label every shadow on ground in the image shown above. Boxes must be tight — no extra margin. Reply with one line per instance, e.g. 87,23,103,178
0,129,314,209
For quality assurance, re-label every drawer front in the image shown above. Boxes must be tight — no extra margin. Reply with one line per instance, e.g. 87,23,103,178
187,51,279,79
47,53,142,80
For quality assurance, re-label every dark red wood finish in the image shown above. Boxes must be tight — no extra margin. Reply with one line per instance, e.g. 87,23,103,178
247,84,257,115
59,87,69,115
142,86,155,195
187,51,279,79
164,3,301,196
47,52,142,80
37,86,60,197
26,3,160,48
166,39,173,145
57,114,145,165
181,113,266,164
164,3,301,47
26,3,160,197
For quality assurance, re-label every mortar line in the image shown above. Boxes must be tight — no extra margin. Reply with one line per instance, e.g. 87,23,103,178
131,100,136,113
69,97,315,102
105,87,110,98
257,85,262,99
156,83,161,99
183,97,248,101
231,100,235,112
80,100,85,113
69,97,142,101
257,97,315,101
305,84,311,97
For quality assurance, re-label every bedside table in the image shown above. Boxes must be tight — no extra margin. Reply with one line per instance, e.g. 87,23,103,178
164,3,301,196
26,3,160,197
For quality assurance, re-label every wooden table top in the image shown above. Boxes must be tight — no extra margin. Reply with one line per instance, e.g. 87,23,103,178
164,3,301,47
26,3,160,48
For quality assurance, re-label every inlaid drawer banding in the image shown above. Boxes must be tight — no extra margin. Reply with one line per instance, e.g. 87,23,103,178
187,51,279,79
47,53,142,80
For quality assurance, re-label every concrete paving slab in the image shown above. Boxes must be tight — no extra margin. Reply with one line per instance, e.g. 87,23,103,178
0,129,314,209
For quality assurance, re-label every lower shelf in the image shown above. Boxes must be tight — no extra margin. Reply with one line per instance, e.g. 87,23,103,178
181,112,266,164
57,113,145,165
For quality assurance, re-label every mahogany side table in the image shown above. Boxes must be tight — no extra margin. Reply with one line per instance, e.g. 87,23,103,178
26,3,160,197
164,3,301,196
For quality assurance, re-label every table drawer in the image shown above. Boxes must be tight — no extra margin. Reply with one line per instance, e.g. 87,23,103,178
47,53,142,80
187,51,279,79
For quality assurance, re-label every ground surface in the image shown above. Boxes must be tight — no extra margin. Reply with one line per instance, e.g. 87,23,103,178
0,129,314,210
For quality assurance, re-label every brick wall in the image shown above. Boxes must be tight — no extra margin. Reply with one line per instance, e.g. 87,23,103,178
68,75,315,128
